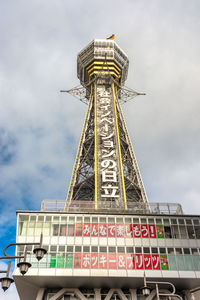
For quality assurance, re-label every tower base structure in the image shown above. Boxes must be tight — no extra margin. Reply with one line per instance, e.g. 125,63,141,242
14,202,200,300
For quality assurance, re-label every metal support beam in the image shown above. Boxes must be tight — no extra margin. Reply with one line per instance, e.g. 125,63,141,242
36,288,46,300
94,289,101,300
129,289,137,300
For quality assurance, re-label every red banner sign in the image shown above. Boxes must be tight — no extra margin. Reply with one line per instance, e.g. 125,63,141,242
74,253,161,270
75,223,157,238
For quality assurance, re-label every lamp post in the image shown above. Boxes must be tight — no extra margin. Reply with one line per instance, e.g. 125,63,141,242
0,233,47,292
0,260,14,291
141,272,183,300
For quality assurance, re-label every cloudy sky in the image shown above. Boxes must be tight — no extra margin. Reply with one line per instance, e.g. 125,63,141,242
0,0,200,298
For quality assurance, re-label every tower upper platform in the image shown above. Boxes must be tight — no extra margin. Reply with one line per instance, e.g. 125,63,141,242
77,39,129,87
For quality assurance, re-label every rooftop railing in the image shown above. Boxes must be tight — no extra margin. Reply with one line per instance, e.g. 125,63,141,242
41,200,183,215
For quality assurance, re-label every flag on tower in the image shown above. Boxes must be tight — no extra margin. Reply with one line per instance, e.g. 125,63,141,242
107,34,115,40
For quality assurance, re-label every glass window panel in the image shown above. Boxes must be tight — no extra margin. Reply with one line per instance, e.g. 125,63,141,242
133,218,139,224
135,247,142,254
19,215,29,221
75,246,81,252
179,225,188,239
187,226,195,239
178,219,185,225
156,219,162,224
193,255,200,271
175,248,182,254
183,248,190,254
50,246,57,251
83,246,90,252
99,217,106,223
27,221,35,236
194,226,200,239
18,221,28,236
125,218,132,224
100,247,107,253
144,247,150,253
60,224,67,236
108,218,115,223
43,222,51,236
160,248,166,254
53,216,59,222
176,255,185,270
184,255,194,270
30,216,36,221
152,248,158,254
193,219,200,225
52,224,59,236
109,247,116,253
168,248,175,254
77,217,82,222
117,247,125,253
148,218,154,224
61,217,67,223
186,219,192,225
141,218,147,224
171,225,180,239
164,226,172,238
191,248,198,255
163,219,170,225
69,217,75,223
116,218,123,224
171,219,177,225
126,247,134,254
91,246,98,253
168,255,177,270
67,246,73,252
35,222,43,236
46,216,51,221
38,216,44,221
67,224,75,236
92,217,98,223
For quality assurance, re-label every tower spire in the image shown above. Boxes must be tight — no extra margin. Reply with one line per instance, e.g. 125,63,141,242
64,39,148,211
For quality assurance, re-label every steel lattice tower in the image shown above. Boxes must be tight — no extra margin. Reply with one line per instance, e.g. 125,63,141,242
64,39,148,211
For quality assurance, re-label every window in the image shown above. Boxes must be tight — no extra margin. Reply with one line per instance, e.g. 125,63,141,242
135,247,142,254
152,248,158,254
183,248,190,254
100,247,107,253
160,248,166,254
75,246,81,252
83,246,90,252
164,226,172,238
179,225,188,239
163,219,170,225
144,248,150,253
171,225,180,239
117,247,125,253
194,226,200,239
127,247,134,254
92,246,98,253
187,226,195,239
109,247,116,253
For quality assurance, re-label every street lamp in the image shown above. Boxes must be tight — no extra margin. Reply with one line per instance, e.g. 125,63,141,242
0,260,14,292
0,233,47,290
141,272,183,300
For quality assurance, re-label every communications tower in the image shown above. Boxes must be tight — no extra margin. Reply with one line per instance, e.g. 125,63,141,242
65,39,148,211
10,39,200,300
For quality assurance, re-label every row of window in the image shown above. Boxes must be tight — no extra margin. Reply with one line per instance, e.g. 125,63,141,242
17,253,200,271
18,214,200,225
18,221,200,239
17,245,200,255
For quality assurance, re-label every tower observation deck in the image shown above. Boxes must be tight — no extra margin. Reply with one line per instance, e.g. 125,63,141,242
65,39,148,212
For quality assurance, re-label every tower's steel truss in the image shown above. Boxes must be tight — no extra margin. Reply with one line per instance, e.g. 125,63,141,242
64,39,148,211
